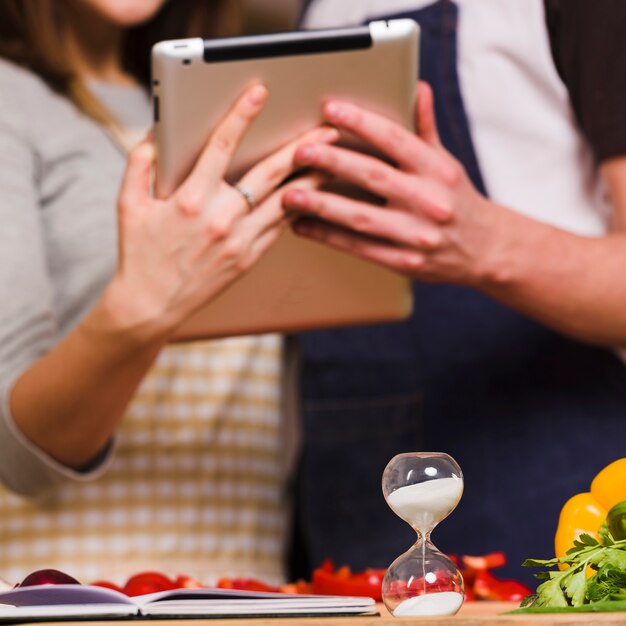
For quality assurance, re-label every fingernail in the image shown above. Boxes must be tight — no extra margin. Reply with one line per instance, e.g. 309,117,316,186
297,145,316,162
285,190,306,207
248,84,267,105
321,127,340,143
324,101,344,122
136,142,155,161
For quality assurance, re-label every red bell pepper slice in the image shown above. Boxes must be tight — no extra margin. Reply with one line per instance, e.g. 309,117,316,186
216,578,280,593
311,561,385,600
461,551,507,571
472,570,532,602
280,580,314,594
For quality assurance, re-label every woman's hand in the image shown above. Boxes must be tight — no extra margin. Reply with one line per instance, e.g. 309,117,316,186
104,84,337,340
282,81,508,288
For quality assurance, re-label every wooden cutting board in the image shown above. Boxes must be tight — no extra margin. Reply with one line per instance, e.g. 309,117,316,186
34,602,626,625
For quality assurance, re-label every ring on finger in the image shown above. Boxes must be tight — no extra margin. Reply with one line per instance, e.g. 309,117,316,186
234,183,257,210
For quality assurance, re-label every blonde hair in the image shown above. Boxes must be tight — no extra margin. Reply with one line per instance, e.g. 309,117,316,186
0,0,241,128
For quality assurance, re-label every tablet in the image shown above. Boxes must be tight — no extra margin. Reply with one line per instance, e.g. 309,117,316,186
152,19,418,340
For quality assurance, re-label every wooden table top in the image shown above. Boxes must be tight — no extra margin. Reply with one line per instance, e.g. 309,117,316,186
28,602,626,626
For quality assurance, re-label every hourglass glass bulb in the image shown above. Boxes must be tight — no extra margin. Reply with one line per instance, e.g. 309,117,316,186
381,453,465,617
383,543,464,616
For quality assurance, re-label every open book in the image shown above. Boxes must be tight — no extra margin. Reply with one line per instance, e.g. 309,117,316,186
0,584,376,622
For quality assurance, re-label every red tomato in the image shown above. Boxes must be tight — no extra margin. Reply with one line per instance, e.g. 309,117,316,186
174,575,203,589
123,572,175,597
217,578,280,593
311,562,385,600
91,580,124,593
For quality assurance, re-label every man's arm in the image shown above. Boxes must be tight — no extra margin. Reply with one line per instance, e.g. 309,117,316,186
482,156,626,345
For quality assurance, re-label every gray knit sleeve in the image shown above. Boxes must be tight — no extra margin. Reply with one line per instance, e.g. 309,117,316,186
0,82,112,497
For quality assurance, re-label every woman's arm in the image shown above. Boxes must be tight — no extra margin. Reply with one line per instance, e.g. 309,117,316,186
282,83,626,346
6,84,336,479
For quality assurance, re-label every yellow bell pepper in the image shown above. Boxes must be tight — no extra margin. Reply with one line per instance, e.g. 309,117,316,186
555,458,626,559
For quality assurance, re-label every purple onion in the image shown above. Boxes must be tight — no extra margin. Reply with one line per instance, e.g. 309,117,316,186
17,569,81,587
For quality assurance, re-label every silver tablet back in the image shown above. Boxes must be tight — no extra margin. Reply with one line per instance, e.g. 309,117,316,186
152,20,418,340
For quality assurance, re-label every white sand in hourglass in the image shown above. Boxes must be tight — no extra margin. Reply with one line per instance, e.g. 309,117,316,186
393,591,464,616
386,477,463,529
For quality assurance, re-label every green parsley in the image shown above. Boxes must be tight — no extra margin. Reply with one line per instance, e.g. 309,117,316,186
511,503,626,614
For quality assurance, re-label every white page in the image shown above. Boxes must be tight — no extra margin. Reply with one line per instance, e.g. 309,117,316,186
0,584,376,620
0,603,137,623
142,604,378,616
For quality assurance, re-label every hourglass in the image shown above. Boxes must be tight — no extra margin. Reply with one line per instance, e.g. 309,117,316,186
381,452,464,617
